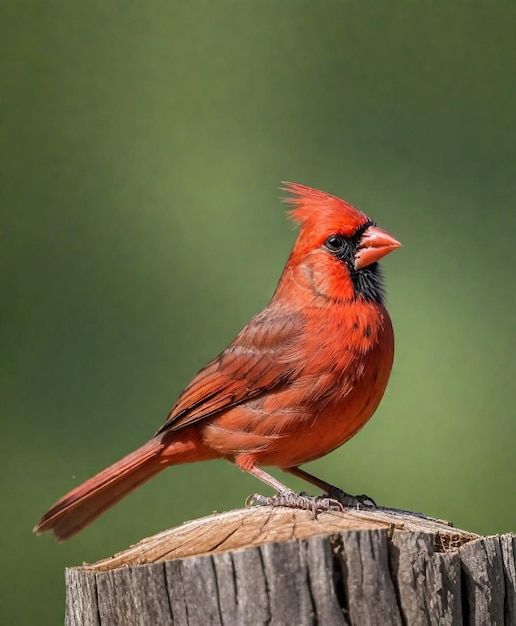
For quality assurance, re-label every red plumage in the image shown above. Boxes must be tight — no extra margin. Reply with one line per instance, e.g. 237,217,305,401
35,182,400,540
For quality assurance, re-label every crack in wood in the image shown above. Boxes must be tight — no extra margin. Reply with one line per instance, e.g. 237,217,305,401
64,508,514,625
161,563,174,626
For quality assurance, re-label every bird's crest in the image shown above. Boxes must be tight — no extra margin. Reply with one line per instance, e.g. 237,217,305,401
282,182,369,238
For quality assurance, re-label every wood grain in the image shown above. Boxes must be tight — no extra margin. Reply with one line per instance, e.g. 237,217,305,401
64,506,515,626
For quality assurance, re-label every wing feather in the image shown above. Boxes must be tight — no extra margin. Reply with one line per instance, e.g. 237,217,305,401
156,308,305,435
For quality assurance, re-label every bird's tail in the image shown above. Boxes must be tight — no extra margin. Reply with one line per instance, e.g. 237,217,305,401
34,439,167,541
34,428,216,541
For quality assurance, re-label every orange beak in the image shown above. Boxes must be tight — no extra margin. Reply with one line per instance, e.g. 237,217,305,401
354,226,401,270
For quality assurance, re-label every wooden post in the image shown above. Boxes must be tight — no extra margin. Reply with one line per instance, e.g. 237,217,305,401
64,506,515,626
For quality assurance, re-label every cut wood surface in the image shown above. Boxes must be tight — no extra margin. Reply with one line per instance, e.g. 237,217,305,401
84,505,474,571
65,506,516,626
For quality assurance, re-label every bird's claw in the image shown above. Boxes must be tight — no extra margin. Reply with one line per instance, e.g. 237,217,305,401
246,491,344,518
326,486,377,509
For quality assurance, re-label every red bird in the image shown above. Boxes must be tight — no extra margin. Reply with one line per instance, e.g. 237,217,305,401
35,183,401,540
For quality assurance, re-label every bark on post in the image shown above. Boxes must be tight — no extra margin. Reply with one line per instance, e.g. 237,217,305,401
64,507,515,626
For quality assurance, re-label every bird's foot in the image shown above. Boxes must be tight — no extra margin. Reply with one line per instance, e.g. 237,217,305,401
326,486,376,509
246,490,344,517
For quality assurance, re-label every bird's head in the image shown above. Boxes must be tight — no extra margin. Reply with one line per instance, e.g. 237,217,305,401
282,182,401,304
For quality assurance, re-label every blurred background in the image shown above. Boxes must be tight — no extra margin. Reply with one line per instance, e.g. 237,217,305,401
2,1,515,623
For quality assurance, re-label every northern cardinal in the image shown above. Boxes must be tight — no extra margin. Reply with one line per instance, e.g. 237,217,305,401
34,183,400,540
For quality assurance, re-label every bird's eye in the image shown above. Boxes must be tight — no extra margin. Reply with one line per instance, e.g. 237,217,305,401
325,235,345,252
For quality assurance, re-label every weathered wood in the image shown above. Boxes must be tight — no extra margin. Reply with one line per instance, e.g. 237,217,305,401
501,534,516,625
65,567,100,626
460,536,506,625
389,531,462,625
95,563,173,626
339,529,402,626
64,506,515,626
84,506,475,571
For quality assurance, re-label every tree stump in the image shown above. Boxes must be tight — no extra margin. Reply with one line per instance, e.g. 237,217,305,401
65,506,515,626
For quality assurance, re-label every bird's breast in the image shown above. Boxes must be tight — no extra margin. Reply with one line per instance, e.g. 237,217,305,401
203,301,394,467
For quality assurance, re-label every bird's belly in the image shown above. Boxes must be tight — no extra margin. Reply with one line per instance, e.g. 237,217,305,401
203,342,393,468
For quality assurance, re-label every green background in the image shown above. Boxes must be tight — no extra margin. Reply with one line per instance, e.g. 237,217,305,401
2,1,515,623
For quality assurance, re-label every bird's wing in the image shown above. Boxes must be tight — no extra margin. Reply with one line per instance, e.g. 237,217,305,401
156,308,306,435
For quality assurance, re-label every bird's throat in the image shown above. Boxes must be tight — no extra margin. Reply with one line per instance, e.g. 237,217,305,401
349,262,385,304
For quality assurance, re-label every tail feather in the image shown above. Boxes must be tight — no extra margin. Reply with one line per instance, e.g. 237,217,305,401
34,439,165,541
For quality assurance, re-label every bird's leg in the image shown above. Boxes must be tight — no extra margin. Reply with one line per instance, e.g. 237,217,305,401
283,466,376,509
241,463,343,515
